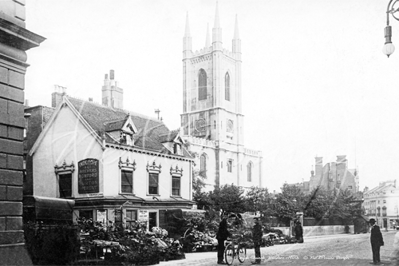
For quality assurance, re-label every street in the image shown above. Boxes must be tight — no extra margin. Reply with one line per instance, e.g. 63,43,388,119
159,231,398,266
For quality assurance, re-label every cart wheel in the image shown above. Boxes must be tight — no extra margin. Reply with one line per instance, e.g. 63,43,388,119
224,244,234,265
237,245,246,263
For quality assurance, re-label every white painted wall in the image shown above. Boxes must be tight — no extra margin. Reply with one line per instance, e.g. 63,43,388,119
32,105,103,197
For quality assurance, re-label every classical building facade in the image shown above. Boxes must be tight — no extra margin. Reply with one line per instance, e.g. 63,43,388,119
28,95,195,230
180,5,263,190
294,156,359,194
0,1,45,264
363,180,399,230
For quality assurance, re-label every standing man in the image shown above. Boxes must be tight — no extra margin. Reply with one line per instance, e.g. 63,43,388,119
252,217,263,264
216,212,230,264
294,220,304,243
370,218,384,265
392,226,399,265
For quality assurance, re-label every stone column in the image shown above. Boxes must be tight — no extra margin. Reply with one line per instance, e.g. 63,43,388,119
0,1,45,265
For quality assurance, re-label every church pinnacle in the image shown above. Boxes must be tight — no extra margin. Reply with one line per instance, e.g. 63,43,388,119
212,2,222,48
205,23,210,48
184,12,191,37
234,14,239,39
183,12,192,55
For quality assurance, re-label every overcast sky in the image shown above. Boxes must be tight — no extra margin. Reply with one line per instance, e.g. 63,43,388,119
25,0,399,192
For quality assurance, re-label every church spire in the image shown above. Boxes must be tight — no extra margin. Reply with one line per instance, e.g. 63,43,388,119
184,12,191,37
205,23,210,48
214,2,220,29
212,2,222,49
234,14,239,40
232,14,241,55
183,12,192,57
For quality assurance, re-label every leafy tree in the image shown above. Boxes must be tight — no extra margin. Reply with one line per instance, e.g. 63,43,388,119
303,187,331,220
208,184,247,214
245,186,275,217
273,183,306,225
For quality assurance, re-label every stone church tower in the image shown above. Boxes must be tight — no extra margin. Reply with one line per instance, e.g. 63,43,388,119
102,70,123,109
180,4,263,190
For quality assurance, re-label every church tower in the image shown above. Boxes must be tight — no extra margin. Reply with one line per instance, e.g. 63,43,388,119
181,4,263,190
181,4,244,147
102,69,124,109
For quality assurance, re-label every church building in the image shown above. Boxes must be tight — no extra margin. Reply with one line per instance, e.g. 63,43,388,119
180,5,263,190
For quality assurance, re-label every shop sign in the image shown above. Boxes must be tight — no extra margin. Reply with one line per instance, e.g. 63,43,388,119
97,210,107,223
138,210,149,222
78,158,99,194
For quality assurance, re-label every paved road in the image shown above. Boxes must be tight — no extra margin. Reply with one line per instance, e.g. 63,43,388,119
158,231,399,266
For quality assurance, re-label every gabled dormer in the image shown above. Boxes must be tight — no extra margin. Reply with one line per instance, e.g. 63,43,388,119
159,130,185,156
104,114,137,146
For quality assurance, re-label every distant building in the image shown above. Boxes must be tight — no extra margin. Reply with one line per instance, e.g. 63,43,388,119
102,69,123,109
180,4,263,190
363,180,399,230
293,156,359,194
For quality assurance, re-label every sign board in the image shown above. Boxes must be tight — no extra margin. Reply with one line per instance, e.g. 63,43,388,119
78,159,99,194
138,210,149,222
97,210,107,223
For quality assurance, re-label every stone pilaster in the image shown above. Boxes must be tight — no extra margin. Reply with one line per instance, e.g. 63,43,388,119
0,1,45,264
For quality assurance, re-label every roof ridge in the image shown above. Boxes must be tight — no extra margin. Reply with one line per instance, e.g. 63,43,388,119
66,95,162,123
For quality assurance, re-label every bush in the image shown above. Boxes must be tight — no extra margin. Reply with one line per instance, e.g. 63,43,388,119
24,222,80,265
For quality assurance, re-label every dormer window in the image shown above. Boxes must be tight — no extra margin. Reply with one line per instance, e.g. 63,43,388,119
173,143,182,155
120,131,133,145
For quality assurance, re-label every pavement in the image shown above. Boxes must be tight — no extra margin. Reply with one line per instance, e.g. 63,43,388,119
156,232,399,266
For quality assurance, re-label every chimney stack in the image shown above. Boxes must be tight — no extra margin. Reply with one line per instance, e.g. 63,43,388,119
51,85,67,108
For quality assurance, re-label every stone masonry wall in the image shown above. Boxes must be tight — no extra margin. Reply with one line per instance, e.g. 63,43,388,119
0,1,45,264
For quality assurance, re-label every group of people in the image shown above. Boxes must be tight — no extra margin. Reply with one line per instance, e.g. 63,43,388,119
214,213,399,265
216,213,263,265
215,213,304,265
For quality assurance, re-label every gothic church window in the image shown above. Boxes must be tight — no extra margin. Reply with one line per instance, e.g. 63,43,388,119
225,72,230,101
198,69,207,100
227,159,233,172
247,162,253,182
200,154,207,177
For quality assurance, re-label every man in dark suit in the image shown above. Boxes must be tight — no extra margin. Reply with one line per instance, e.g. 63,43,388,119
252,217,263,264
370,218,384,265
216,213,230,264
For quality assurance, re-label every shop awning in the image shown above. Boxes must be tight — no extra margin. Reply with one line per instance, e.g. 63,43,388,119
23,195,75,223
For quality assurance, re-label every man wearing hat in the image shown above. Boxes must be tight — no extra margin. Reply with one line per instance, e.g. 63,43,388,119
370,218,384,265
252,217,263,264
216,212,230,264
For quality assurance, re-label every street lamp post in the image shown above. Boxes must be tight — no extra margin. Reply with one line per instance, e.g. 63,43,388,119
383,0,399,57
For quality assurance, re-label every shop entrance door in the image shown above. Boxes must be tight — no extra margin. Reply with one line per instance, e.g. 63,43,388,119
149,212,157,230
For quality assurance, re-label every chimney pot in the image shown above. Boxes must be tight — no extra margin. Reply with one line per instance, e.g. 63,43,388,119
110,70,115,80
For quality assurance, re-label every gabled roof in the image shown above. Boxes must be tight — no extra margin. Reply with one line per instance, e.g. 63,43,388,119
30,96,192,157
67,97,171,152
159,129,181,143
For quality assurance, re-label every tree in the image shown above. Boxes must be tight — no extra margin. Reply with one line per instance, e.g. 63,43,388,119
273,184,306,226
245,186,274,217
208,184,247,214
303,187,331,220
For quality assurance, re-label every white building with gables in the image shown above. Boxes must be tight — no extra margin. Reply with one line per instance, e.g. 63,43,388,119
27,94,195,229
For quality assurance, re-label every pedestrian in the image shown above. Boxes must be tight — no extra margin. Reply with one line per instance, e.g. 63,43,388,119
294,220,303,243
370,218,384,265
252,217,263,264
216,212,230,264
392,226,399,265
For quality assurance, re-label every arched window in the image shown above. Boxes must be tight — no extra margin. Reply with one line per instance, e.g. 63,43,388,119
247,161,253,182
198,69,207,100
200,154,207,177
225,72,230,101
